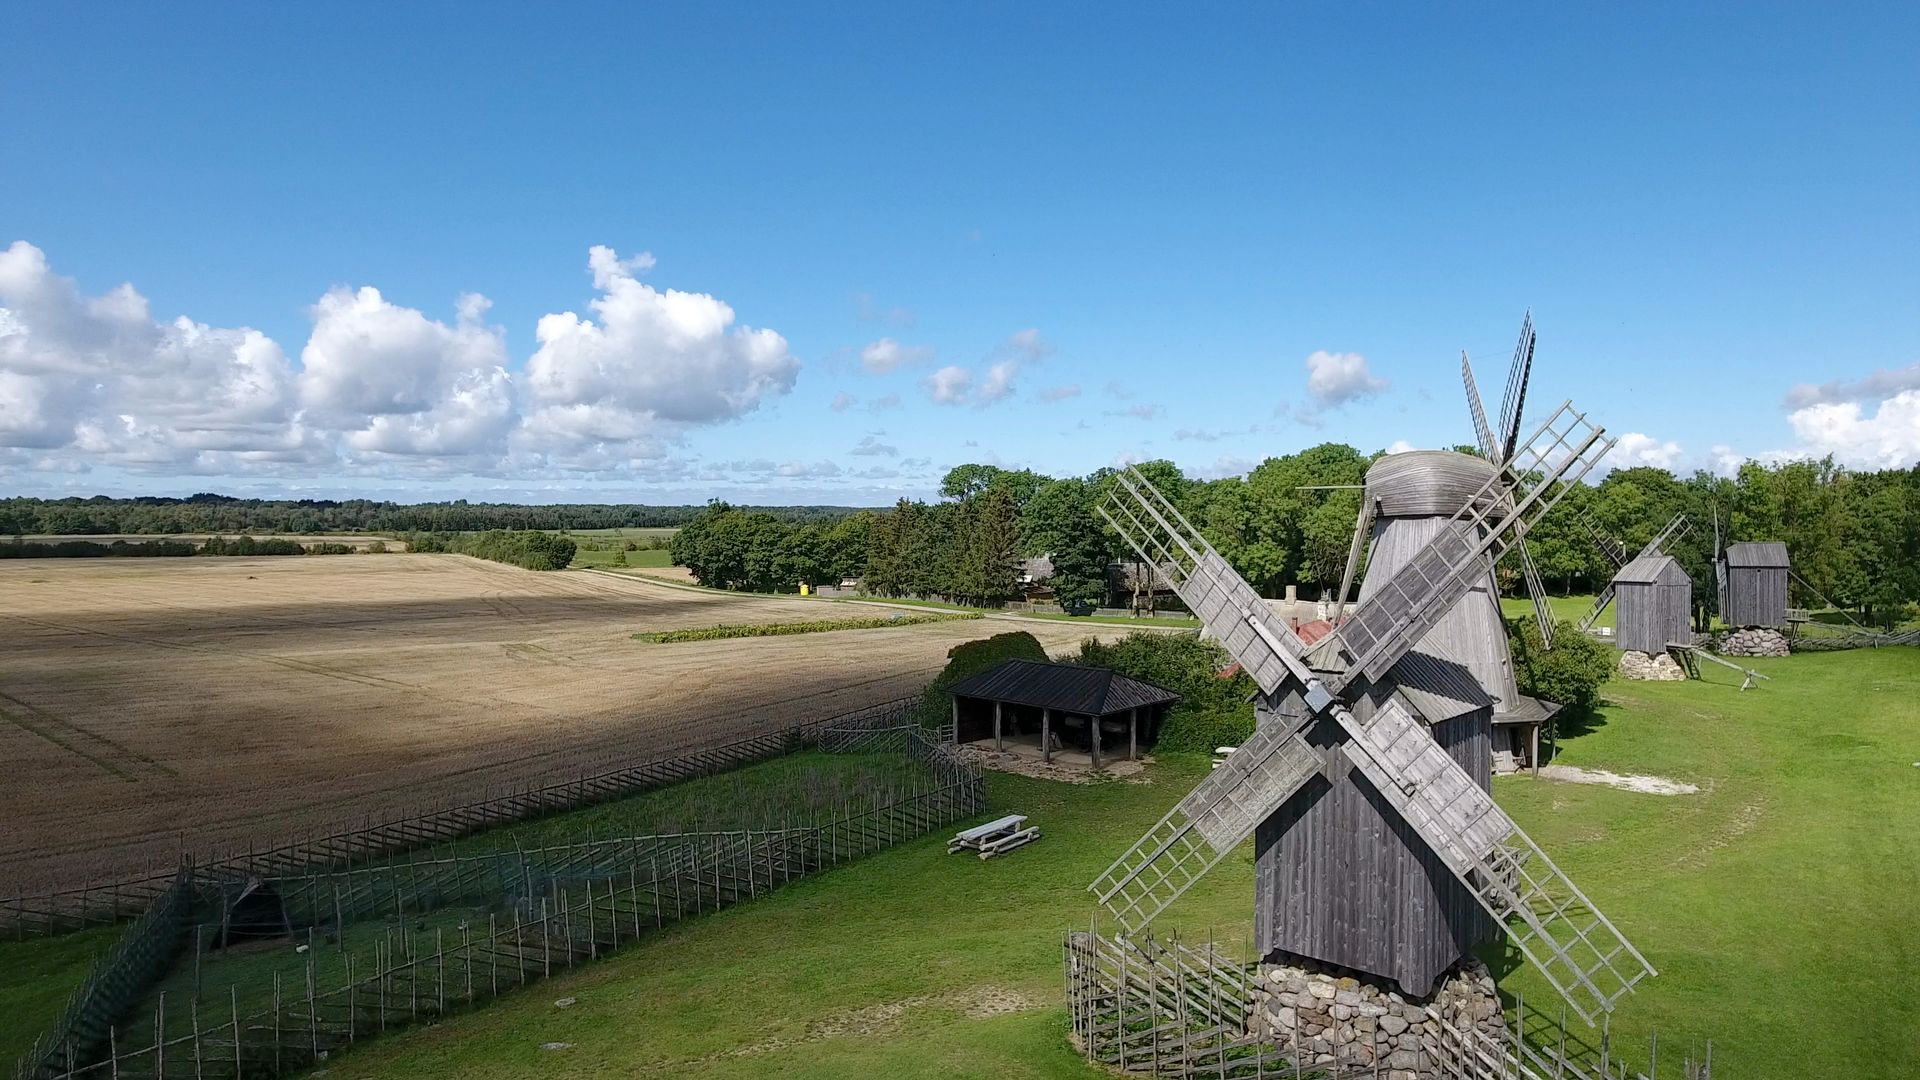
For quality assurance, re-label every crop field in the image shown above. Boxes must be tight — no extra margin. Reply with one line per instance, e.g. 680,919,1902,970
0,555,1114,896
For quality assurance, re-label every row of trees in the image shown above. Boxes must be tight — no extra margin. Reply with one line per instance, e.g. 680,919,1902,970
0,495,852,537
406,530,577,571
0,536,357,558
669,450,1920,626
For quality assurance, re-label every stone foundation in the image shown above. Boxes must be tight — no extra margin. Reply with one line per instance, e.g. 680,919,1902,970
1717,627,1789,657
1249,959,1503,1078
1618,649,1687,680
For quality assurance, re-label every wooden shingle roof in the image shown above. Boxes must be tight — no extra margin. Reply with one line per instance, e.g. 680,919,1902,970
945,659,1180,716
1614,553,1688,585
1725,541,1790,568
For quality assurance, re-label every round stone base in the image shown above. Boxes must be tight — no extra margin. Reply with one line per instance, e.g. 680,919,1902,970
1619,650,1687,680
1249,959,1503,1078
1717,627,1789,657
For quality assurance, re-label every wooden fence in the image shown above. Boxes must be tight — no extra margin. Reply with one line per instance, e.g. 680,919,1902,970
1064,930,1718,1080
17,723,981,1080
3,696,923,939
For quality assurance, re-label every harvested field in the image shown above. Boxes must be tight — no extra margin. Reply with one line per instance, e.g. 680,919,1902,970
0,555,1123,895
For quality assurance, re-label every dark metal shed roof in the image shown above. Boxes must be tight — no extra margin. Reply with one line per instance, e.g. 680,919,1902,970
945,659,1181,716
1725,541,1790,568
1614,553,1688,585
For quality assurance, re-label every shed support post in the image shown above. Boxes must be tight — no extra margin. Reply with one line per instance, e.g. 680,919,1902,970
1129,707,1138,760
993,700,1003,752
1042,709,1052,765
950,697,960,743
1091,714,1102,771
1530,723,1541,778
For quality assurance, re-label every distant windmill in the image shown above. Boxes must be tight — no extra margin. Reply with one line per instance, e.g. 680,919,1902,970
1579,512,1691,632
1091,400,1654,1022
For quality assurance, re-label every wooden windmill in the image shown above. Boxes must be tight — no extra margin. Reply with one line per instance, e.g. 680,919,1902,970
1089,400,1654,1022
1579,512,1691,632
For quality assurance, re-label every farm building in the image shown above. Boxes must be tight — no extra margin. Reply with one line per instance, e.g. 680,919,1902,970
1612,554,1692,653
946,659,1178,768
1723,541,1790,628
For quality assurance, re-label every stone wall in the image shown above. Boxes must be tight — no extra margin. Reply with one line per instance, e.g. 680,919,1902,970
1717,627,1790,657
1249,959,1504,1078
1619,650,1687,681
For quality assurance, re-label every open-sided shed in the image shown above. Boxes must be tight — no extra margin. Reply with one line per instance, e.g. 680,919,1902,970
1723,541,1790,628
1612,554,1692,653
946,659,1179,768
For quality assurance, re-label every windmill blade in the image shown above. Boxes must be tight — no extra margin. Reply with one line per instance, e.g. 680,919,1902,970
1332,494,1377,624
1087,711,1324,934
1583,519,1629,569
1461,351,1500,460
1497,311,1536,462
1577,584,1617,632
1099,469,1331,707
1327,401,1615,689
1336,697,1656,1022
1583,514,1690,631
1643,512,1690,556
1516,538,1556,648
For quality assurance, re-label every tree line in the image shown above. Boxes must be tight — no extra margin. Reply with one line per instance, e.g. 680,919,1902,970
669,451,1920,625
0,536,359,558
0,494,854,537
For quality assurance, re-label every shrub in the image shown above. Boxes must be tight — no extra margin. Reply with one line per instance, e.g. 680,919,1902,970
1073,632,1255,752
916,631,1049,726
1508,618,1614,709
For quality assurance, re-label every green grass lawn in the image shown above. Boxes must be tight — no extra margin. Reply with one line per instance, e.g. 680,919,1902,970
292,648,1919,1080
1500,591,1611,629
567,547,673,569
0,925,122,1069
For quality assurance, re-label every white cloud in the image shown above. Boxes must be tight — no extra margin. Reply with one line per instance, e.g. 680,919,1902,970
1304,350,1388,405
859,337,933,374
1038,384,1081,403
522,245,799,455
850,434,898,457
977,360,1017,404
1384,439,1418,455
926,365,972,405
1783,363,1920,409
299,286,513,460
829,391,856,412
0,240,312,471
1785,390,1920,469
997,327,1053,362
1611,432,1684,469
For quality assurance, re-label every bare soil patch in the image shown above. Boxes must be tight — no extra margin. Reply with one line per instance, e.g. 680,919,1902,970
0,556,1118,894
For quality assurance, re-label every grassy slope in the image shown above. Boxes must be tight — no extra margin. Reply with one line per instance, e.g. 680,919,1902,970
0,925,121,1068
1500,592,1612,629
567,547,672,569
314,649,1919,1080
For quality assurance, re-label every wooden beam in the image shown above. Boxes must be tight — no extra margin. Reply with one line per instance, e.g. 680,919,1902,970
1091,713,1102,770
950,697,960,743
1129,707,1138,760
993,700,1003,752
1530,722,1540,778
1042,709,1052,765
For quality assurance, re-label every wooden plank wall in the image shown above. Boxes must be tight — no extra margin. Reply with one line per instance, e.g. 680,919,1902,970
1615,578,1692,653
1726,567,1788,628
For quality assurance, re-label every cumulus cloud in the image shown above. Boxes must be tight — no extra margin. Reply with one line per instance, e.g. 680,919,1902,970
829,391,856,412
521,245,799,455
997,327,1053,362
1785,391,1920,469
850,434,898,457
299,286,513,460
1304,350,1388,405
859,337,933,374
1783,363,1920,409
0,240,312,471
1611,432,1684,469
926,365,973,405
0,240,805,482
977,360,1017,404
1038,384,1081,403
1384,439,1418,455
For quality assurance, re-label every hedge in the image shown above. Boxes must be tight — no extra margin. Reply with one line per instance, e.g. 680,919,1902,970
634,612,981,643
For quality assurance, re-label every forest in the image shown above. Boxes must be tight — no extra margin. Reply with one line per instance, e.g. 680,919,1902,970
668,450,1920,626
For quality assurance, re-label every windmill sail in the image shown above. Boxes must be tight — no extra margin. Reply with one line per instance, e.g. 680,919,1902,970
1334,698,1656,1022
1465,347,1554,647
1498,310,1536,462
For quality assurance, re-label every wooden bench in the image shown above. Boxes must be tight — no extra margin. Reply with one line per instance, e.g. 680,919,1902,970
948,814,1040,859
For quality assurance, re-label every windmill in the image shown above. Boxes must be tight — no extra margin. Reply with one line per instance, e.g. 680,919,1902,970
1090,400,1654,1023
1578,512,1691,632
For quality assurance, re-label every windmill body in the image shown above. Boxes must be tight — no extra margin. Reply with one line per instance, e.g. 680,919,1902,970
1256,456,1504,994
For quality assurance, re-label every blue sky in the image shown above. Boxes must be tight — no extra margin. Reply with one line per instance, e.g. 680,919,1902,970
3,3,1916,504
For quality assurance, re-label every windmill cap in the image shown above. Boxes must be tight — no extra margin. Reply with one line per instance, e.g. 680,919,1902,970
1365,449,1506,519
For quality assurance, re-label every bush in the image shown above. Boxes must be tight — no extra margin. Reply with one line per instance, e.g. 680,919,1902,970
916,631,1049,726
1073,632,1255,752
634,613,980,643
1508,618,1614,709
401,530,575,570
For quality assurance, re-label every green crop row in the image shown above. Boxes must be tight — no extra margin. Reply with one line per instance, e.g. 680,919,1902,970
634,612,981,643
